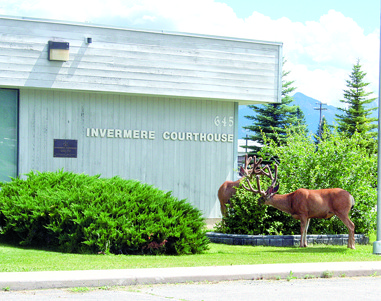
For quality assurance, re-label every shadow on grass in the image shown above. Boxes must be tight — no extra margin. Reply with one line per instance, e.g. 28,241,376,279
0,242,65,255
265,247,350,254
0,237,79,255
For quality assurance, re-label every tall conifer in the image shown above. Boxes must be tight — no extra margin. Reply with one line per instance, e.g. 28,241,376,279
335,59,377,138
314,116,331,144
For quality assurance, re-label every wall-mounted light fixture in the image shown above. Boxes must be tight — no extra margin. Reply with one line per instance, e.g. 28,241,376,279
86,37,92,44
48,41,70,61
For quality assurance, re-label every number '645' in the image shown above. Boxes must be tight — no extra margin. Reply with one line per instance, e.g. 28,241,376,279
214,116,233,127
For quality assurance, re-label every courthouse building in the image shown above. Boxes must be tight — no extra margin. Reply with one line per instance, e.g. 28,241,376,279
0,16,282,218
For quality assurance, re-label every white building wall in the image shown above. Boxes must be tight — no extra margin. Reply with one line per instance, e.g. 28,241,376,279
0,16,283,218
0,16,282,104
19,89,235,217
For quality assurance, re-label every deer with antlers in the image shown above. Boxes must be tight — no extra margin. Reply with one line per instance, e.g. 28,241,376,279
217,155,255,217
241,157,356,249
218,155,266,217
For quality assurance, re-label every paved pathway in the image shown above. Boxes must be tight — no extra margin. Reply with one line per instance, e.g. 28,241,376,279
1,261,381,291
1,277,381,300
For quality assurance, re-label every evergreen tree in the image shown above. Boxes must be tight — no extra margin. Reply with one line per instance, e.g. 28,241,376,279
314,116,330,144
243,64,305,154
294,106,308,135
335,59,378,138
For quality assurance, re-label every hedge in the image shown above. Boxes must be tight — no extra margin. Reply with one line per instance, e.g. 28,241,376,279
0,170,209,255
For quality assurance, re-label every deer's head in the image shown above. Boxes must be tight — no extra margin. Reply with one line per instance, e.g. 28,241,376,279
258,183,280,205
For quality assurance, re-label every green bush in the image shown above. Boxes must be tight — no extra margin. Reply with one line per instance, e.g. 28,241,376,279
0,170,209,255
216,129,377,236
215,185,299,236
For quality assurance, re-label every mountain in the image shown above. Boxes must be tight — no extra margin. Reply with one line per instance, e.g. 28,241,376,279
290,92,341,134
238,92,378,139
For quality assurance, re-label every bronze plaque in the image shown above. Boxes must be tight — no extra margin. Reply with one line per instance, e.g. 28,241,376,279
53,139,77,158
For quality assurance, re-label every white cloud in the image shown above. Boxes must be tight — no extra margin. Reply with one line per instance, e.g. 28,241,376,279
0,0,379,107
240,10,380,107
288,63,348,107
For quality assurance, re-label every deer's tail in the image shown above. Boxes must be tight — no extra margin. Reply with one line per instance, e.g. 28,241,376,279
350,194,355,210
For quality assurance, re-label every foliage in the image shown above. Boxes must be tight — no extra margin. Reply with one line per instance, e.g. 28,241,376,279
243,61,307,154
314,116,331,144
216,129,377,235
335,59,378,141
215,181,298,235
0,170,209,255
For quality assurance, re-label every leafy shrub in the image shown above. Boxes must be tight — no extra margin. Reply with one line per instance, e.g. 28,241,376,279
0,170,209,255
216,129,377,235
215,185,299,236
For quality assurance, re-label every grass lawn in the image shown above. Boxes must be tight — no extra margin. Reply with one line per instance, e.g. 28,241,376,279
1,234,381,272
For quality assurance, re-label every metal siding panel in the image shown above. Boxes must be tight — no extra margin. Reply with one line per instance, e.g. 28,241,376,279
129,95,139,181
40,90,48,171
29,90,37,170
47,91,55,171
78,92,86,172
112,94,120,177
0,17,282,104
18,89,235,217
52,91,62,171
233,102,239,179
106,95,114,176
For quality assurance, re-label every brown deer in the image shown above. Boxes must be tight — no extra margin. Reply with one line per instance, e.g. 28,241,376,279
241,159,356,249
218,155,263,216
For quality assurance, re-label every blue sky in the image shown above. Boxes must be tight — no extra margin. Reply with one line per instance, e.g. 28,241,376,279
0,0,379,107
218,0,379,35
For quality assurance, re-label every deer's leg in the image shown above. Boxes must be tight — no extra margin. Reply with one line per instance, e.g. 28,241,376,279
303,218,310,247
336,214,355,249
220,204,226,217
300,217,309,247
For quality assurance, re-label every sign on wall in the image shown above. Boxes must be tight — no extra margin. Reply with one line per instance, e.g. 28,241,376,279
53,139,78,158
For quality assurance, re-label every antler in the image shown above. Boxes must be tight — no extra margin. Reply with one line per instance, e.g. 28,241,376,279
242,173,265,195
239,154,253,177
259,164,278,188
241,157,278,197
250,156,263,176
240,155,263,177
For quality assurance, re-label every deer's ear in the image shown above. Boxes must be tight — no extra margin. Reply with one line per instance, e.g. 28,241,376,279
273,184,280,193
239,166,245,176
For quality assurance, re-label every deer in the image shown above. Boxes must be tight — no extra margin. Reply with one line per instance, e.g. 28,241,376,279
218,155,262,217
241,158,356,249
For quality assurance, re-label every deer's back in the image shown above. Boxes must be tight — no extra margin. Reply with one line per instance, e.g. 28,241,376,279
290,188,353,219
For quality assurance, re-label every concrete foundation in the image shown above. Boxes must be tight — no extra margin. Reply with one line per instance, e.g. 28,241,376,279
206,232,369,247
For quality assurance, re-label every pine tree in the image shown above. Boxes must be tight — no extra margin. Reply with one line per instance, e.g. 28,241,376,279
243,64,305,154
294,106,308,135
335,59,378,138
314,116,330,144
